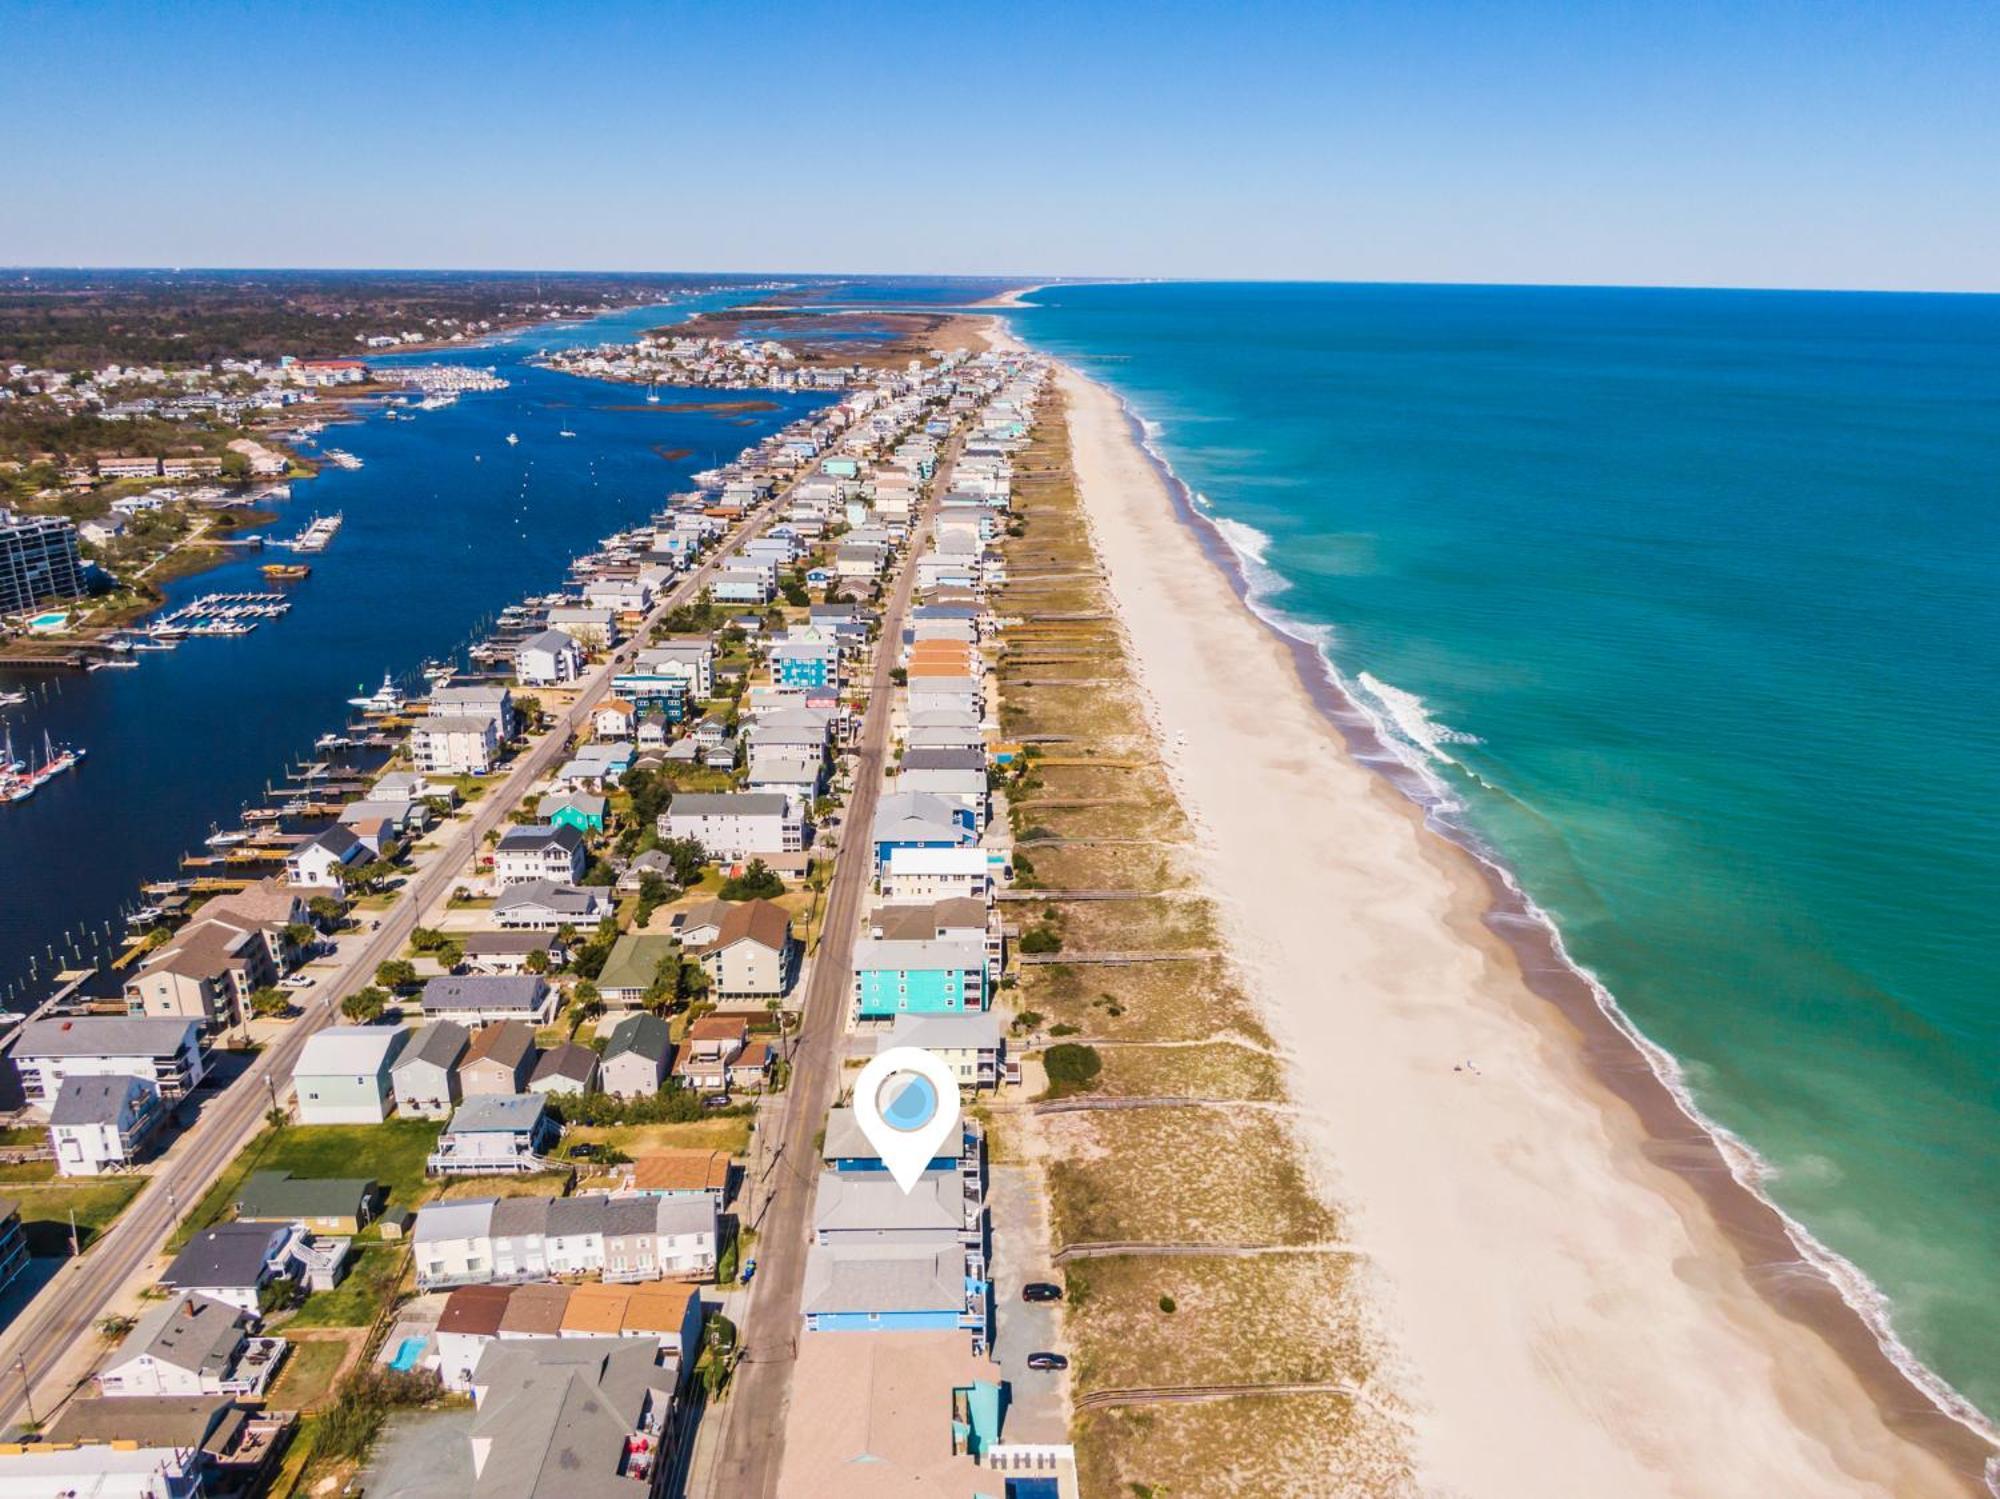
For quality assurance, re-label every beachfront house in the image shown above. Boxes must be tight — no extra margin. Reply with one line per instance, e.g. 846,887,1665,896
880,845,990,903
877,1012,1006,1092
852,938,989,1020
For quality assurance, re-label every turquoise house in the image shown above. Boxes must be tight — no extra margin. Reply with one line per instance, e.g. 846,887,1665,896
853,938,988,1019
538,792,607,833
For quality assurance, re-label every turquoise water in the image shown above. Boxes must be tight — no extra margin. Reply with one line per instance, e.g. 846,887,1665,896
1012,283,2000,1426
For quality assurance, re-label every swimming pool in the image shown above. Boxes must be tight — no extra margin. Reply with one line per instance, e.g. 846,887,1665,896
388,1336,428,1372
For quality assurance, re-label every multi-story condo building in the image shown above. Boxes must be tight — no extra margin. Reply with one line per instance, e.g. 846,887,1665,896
0,508,85,615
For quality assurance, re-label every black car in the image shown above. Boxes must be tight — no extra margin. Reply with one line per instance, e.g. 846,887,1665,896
1025,1352,1069,1371
1021,1282,1063,1303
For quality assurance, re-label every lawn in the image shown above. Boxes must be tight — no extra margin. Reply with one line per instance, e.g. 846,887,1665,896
288,1242,411,1329
566,1118,752,1156
439,1170,574,1201
173,1119,443,1250
267,1337,349,1412
7,1176,147,1255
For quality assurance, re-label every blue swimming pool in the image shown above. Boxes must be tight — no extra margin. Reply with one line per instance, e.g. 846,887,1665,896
388,1336,427,1372
1005,1481,1060,1499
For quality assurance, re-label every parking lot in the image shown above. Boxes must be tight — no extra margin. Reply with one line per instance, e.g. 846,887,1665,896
985,1162,1071,1442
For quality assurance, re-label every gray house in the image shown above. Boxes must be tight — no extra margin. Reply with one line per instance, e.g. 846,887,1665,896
420,975,555,1027
600,1014,671,1098
392,1021,470,1119
527,1042,600,1097
160,1222,298,1314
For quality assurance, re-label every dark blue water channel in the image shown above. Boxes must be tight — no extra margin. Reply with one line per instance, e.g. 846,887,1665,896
0,293,834,1003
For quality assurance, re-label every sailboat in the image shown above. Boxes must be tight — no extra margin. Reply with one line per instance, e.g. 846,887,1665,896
558,422,578,438
505,432,520,446
645,382,660,405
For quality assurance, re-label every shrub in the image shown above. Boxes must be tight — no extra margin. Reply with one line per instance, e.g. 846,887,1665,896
316,1369,442,1462
1019,926,1062,955
1157,1295,1177,1314
1042,1042,1102,1097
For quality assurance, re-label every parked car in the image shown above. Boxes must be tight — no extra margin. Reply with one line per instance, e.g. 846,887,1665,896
738,1257,757,1286
281,975,315,990
1025,1352,1069,1372
703,1093,735,1110
1021,1282,1063,1303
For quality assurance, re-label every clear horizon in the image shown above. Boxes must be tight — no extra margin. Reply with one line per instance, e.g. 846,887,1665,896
3,0,1997,293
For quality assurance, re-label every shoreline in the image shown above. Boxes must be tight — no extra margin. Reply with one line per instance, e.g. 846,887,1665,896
1029,334,1997,1493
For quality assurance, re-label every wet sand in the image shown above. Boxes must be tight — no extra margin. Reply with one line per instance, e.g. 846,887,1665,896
1043,345,1996,1497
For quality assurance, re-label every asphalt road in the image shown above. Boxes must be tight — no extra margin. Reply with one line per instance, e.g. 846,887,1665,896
700,428,960,1498
0,467,807,1431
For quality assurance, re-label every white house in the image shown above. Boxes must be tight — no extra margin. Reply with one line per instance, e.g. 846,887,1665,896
515,627,584,686
659,792,803,862
285,825,367,890
49,1073,166,1176
291,1026,409,1124
493,823,587,886
881,845,991,903
13,1017,206,1106
411,715,500,776
95,1292,284,1399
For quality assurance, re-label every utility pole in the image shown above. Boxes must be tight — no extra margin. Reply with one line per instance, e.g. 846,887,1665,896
13,1356,33,1430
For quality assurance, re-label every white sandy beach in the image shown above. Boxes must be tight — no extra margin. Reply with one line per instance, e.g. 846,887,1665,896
1049,357,1970,1498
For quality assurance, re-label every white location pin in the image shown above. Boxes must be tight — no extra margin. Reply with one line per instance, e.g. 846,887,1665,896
853,1046,962,1194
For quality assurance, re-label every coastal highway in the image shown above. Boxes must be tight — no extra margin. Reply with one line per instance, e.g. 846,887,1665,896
0,458,815,1432
700,426,958,1497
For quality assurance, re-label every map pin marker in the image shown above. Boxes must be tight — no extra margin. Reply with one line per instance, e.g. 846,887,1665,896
854,1046,962,1194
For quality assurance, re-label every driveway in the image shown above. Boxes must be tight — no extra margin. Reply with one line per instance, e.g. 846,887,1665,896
360,1408,475,1498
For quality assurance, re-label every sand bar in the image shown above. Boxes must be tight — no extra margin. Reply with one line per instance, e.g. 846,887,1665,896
1050,357,1992,1498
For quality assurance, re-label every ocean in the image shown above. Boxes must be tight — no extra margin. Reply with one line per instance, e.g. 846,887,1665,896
0,290,832,1004
1011,282,2000,1427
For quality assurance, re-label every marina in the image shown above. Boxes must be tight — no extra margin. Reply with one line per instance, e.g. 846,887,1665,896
0,291,829,1009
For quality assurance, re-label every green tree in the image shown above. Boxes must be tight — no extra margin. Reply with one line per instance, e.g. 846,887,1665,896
720,859,783,900
307,890,345,925
341,986,388,1023
282,922,316,953
248,986,290,1019
524,947,550,975
375,959,417,990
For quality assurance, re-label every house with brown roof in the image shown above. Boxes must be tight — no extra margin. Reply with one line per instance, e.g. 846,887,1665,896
457,1022,537,1097
122,880,305,1033
496,1280,570,1340
686,899,797,1003
527,1041,600,1097
622,1150,733,1204
673,1016,747,1094
436,1284,513,1390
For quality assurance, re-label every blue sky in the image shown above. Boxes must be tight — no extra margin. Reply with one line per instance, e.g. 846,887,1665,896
3,0,1995,290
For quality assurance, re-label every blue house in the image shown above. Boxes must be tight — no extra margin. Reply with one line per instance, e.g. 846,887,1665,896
772,641,837,689
821,1105,968,1174
802,1168,987,1339
852,939,989,1019
871,790,973,874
